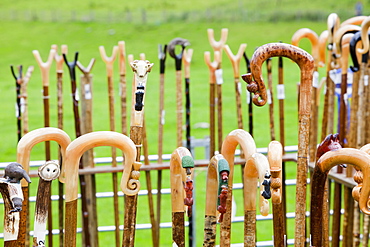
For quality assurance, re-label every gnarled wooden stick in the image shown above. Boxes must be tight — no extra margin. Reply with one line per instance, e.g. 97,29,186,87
170,147,194,247
242,42,314,246
220,129,257,246
243,153,270,246
63,131,137,247
267,141,285,246
311,148,370,247
203,154,229,246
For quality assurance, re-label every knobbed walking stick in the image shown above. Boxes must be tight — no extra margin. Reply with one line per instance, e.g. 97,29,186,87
310,147,370,247
220,129,257,246
243,153,270,246
32,48,56,247
123,59,154,247
267,141,285,246
208,29,228,152
203,154,229,247
204,51,221,158
168,38,190,148
99,45,122,247
61,131,138,247
242,43,314,246
14,127,71,246
170,147,194,247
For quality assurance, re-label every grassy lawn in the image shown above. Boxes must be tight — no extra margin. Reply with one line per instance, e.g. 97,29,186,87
0,0,366,245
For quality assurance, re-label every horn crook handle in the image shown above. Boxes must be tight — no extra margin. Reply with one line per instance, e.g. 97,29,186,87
291,28,320,68
207,28,228,53
357,16,370,54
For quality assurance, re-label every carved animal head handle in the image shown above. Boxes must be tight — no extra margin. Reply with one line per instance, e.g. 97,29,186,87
168,37,190,70
349,31,370,72
241,43,315,107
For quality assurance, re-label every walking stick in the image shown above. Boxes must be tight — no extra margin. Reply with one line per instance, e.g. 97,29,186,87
170,147,194,247
208,29,228,152
51,44,67,247
20,66,33,136
156,44,167,246
32,48,56,247
15,127,71,246
243,153,270,246
0,162,30,244
310,147,370,247
203,153,229,247
291,28,321,163
243,53,253,136
266,58,275,141
119,41,128,136
220,129,257,246
168,37,190,148
64,51,96,246
123,59,154,247
99,45,122,247
62,131,138,247
242,43,314,246
10,65,23,142
223,43,247,131
33,160,61,247
183,47,193,152
204,51,221,158
267,141,285,246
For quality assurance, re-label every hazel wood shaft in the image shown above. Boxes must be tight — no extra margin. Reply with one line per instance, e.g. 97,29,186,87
266,58,275,141
21,66,33,135
203,215,217,247
176,70,183,147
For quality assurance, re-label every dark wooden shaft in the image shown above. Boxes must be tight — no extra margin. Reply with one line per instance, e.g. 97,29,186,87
172,212,185,247
57,70,64,247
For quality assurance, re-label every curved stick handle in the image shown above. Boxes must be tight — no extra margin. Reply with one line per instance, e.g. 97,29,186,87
333,25,361,58
16,127,71,186
338,33,354,71
243,153,270,215
182,48,193,79
341,15,367,26
357,16,370,54
118,41,126,75
99,45,119,77
51,44,68,71
224,43,247,77
327,13,341,49
268,141,283,204
318,30,329,67
33,49,56,86
64,131,137,201
350,31,369,72
291,28,320,67
241,43,314,108
207,28,228,52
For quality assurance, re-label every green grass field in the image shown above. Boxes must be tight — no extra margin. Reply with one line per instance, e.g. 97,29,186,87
0,0,367,246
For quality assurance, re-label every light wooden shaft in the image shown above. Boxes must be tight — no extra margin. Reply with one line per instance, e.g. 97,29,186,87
17,127,71,186
205,154,224,216
64,131,136,202
170,147,192,212
176,70,183,147
33,49,55,86
357,16,370,54
118,41,127,75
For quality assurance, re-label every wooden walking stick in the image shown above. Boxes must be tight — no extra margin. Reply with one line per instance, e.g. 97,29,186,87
243,153,270,246
10,65,23,142
123,59,154,247
51,43,67,247
208,29,228,152
267,141,285,246
62,131,138,247
156,44,167,245
168,38,190,148
99,45,121,247
0,162,31,245
266,58,275,141
33,48,56,247
15,127,71,246
291,28,321,163
183,47,193,152
203,153,230,247
170,147,194,247
242,43,314,246
33,160,61,247
64,51,97,246
243,53,253,136
119,41,128,136
310,147,370,247
20,66,33,136
204,51,221,158
220,129,257,246
223,43,247,131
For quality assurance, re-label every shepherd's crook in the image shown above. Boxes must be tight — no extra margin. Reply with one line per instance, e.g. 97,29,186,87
63,131,138,247
242,43,314,246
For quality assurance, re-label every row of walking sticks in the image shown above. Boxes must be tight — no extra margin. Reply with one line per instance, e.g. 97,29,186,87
4,13,370,246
